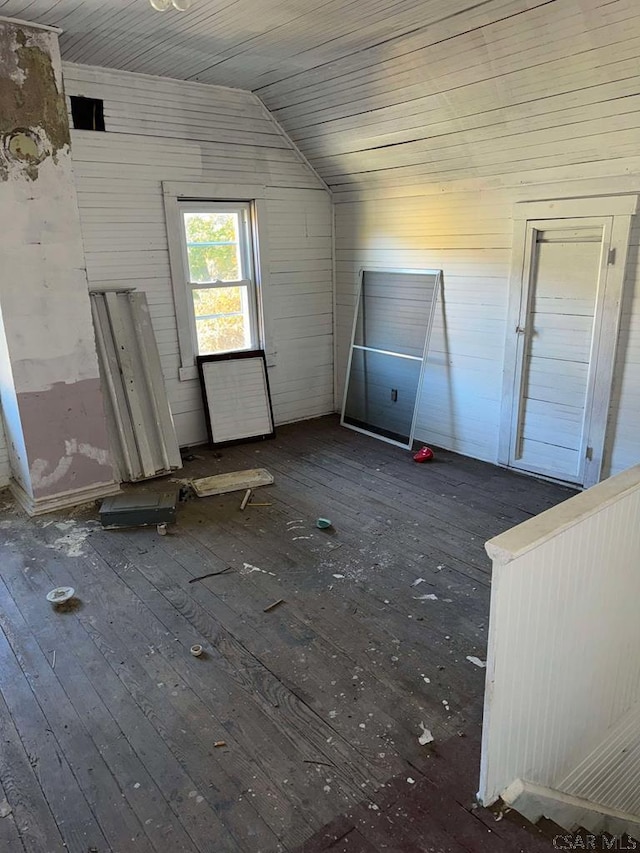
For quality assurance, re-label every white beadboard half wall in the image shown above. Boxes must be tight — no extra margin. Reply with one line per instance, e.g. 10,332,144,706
62,63,333,447
249,0,640,477
480,463,640,830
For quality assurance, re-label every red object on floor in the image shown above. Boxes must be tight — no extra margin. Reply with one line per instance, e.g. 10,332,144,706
413,446,434,463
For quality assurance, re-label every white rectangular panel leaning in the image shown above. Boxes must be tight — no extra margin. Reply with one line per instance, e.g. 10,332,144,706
198,351,274,446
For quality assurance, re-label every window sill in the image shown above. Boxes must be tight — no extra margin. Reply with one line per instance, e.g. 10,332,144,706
179,351,276,382
179,365,198,382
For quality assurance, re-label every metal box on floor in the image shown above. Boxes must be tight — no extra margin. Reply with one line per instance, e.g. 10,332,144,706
100,490,178,529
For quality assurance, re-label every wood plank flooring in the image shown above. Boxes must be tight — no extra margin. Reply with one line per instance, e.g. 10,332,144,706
0,416,576,852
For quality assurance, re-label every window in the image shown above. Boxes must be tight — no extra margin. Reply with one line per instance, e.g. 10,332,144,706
178,202,259,357
163,181,270,382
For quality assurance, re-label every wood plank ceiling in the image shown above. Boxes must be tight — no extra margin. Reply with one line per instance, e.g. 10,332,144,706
2,0,639,193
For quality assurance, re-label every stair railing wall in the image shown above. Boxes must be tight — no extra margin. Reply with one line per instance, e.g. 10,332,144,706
479,464,640,813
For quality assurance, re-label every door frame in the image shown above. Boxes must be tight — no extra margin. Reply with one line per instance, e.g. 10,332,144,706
498,195,637,488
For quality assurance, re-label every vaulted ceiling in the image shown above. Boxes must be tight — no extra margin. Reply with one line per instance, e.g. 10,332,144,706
2,0,638,194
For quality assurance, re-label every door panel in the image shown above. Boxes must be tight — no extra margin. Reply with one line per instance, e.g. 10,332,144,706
501,198,636,488
511,223,604,483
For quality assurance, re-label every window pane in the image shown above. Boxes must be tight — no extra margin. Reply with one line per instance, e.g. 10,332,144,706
183,212,242,283
196,317,247,355
193,287,243,317
192,286,250,355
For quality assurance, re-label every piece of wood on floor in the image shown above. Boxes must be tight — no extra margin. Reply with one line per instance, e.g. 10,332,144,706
191,468,274,497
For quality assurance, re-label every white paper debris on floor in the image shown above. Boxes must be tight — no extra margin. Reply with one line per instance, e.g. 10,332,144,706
466,655,487,668
407,777,416,784
414,593,438,601
332,574,344,579
411,578,426,587
241,563,276,576
418,722,434,745
46,520,96,558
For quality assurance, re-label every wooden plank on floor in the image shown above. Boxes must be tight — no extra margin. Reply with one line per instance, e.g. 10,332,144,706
178,495,488,724
0,686,65,853
17,536,280,853
0,779,25,853
0,594,111,853
83,529,391,798
0,547,205,853
0,576,155,853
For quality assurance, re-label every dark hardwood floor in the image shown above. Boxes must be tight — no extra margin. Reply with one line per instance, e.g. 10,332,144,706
0,416,576,852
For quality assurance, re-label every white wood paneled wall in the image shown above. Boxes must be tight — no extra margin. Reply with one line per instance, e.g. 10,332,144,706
334,188,640,474
265,0,640,476
63,64,333,447
480,464,640,807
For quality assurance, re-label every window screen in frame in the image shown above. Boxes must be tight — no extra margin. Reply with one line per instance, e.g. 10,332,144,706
341,268,442,449
179,202,260,357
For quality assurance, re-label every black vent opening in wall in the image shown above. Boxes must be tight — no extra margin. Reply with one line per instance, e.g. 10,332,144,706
70,96,105,131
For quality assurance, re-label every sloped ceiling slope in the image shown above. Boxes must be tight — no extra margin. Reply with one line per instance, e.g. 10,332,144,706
2,0,639,193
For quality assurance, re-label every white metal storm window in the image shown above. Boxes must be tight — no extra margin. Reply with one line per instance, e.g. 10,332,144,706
178,202,259,356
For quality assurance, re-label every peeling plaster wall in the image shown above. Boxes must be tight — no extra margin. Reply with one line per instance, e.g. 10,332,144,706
0,20,116,507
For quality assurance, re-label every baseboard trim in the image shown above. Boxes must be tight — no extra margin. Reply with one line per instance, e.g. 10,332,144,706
502,779,640,839
10,478,121,516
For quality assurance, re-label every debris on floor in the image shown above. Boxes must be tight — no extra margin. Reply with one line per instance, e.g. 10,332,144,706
100,490,178,530
190,644,203,657
316,517,332,529
188,567,233,584
413,446,434,463
191,468,274,497
466,655,487,668
214,741,227,748
241,563,276,576
418,722,434,745
263,598,285,612
45,520,96,558
46,586,75,605
0,799,13,818
239,488,252,510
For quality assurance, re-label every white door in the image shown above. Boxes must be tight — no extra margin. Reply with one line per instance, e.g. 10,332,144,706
507,218,612,485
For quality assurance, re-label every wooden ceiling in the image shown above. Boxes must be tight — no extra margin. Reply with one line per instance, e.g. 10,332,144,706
0,0,474,89
2,0,638,193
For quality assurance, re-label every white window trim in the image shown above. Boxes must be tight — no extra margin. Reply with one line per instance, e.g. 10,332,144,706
498,194,638,488
162,181,273,382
